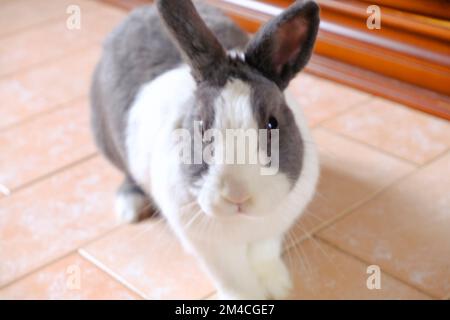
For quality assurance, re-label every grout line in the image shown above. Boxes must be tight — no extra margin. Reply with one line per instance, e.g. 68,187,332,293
79,247,150,300
77,251,145,300
305,167,421,237
80,246,216,301
314,235,438,299
0,224,124,291
318,127,420,167
286,149,450,297
320,147,450,230
279,149,450,298
282,147,450,252
283,232,311,252
0,153,99,200
317,105,450,168
0,250,77,290
282,162,421,253
0,95,87,133
420,148,450,167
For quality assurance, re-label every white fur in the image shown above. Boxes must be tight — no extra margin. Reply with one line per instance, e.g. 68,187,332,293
227,50,246,62
115,189,147,223
126,65,319,299
197,79,292,220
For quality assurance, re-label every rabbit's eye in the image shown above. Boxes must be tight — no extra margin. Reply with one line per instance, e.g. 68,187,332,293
267,116,278,130
199,120,205,137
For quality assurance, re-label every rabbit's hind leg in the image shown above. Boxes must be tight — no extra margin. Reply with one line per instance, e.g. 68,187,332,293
115,177,155,223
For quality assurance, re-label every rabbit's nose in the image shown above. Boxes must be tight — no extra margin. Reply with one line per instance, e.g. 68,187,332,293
220,178,251,205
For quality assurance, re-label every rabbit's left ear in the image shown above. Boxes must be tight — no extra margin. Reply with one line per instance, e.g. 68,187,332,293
245,1,320,90
157,0,227,84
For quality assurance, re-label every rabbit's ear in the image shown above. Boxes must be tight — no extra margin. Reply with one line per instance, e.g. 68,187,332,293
157,0,227,83
245,1,320,90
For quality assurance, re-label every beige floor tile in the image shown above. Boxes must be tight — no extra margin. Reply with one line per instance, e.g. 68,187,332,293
0,2,125,76
285,238,430,300
67,1,127,39
323,98,450,165
0,254,139,299
0,0,61,37
287,129,416,243
288,73,370,127
0,98,96,190
81,220,214,300
0,157,122,286
318,152,450,298
0,46,101,129
0,0,111,37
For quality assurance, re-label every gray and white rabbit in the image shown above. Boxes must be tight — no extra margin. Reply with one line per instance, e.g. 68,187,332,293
91,0,320,299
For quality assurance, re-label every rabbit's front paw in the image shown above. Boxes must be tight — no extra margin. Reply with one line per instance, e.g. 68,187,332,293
115,181,153,223
254,259,293,299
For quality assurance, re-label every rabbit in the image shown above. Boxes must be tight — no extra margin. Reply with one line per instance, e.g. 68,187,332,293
90,0,320,300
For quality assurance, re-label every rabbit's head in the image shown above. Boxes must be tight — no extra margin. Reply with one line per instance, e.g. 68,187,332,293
158,0,320,218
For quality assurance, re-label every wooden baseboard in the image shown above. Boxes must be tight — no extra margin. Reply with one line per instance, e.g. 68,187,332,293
98,0,450,120
308,55,450,119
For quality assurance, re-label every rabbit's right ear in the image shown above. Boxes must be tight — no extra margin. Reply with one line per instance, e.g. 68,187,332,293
245,1,320,90
157,0,227,83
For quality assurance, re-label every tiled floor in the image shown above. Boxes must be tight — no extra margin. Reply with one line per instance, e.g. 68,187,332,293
1,0,449,300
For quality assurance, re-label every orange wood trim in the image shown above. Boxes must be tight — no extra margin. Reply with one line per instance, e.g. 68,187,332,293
206,0,450,119
320,0,450,43
307,55,450,120
358,0,450,20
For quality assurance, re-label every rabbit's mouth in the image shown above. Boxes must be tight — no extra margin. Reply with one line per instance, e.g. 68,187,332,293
198,198,269,222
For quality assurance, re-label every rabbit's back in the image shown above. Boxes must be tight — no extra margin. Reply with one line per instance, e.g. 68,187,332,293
90,3,249,173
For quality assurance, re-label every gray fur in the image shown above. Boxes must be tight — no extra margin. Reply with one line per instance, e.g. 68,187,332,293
157,0,225,83
117,177,156,220
182,83,221,186
181,56,304,184
249,77,304,183
246,0,320,89
91,0,319,195
90,2,249,174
